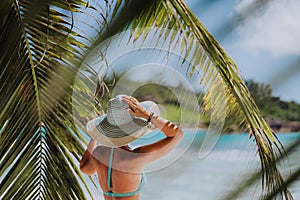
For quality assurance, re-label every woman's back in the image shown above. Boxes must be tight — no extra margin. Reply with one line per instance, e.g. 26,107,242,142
92,146,146,200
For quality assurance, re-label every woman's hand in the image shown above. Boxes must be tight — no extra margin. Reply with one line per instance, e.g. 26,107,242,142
122,96,150,119
122,95,183,138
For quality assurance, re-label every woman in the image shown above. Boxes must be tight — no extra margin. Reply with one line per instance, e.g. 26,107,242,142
80,95,183,200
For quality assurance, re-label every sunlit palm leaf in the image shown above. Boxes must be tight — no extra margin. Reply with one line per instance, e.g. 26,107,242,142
80,0,291,199
145,0,291,198
1,0,295,199
0,0,95,199
155,1,291,198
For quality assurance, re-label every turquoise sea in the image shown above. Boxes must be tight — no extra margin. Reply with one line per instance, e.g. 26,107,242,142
86,130,300,200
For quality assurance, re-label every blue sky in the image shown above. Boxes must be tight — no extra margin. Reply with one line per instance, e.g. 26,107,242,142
185,0,300,103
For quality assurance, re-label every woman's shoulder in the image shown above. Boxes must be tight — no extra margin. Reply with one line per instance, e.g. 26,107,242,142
92,146,110,164
93,145,108,153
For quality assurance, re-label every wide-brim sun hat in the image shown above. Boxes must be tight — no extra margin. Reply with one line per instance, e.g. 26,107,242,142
86,94,160,147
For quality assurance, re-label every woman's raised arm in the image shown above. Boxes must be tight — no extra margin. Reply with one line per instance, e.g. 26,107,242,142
122,96,184,162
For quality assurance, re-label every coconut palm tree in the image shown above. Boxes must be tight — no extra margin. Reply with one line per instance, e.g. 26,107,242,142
0,0,295,199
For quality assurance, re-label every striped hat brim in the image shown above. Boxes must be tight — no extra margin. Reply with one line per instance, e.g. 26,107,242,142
86,114,149,147
96,114,148,138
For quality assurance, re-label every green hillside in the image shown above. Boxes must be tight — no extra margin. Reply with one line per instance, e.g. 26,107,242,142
98,77,300,131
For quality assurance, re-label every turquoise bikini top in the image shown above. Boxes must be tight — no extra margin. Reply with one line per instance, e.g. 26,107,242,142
103,148,146,197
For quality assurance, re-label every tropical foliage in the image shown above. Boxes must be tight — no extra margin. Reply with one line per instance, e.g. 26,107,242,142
246,80,300,122
0,0,295,199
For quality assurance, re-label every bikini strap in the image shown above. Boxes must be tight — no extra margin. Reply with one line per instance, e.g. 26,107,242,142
105,148,146,197
107,147,114,190
103,173,147,197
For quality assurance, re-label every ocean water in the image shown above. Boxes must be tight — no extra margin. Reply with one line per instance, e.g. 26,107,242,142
139,130,300,200
85,130,300,200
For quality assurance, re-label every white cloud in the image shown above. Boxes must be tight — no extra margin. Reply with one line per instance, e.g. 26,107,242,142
235,0,257,12
235,0,300,56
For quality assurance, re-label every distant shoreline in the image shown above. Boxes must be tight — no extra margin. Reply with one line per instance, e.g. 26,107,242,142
179,120,300,133
265,118,300,133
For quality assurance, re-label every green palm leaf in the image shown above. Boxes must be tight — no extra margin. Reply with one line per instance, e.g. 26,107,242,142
0,0,295,199
79,0,293,199
0,0,95,199
140,1,292,199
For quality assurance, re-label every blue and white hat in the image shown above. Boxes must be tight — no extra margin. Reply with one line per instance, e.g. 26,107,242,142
86,94,160,147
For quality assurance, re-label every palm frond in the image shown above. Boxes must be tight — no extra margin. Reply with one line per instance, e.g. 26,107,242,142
77,0,293,199
0,0,97,199
146,1,293,198
1,0,295,199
